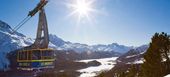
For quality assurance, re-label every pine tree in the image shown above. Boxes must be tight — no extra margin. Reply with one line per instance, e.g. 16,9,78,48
126,64,137,77
141,33,163,77
158,32,170,74
98,72,105,77
119,71,126,77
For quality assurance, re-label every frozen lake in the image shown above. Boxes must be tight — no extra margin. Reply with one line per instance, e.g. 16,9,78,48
76,57,118,77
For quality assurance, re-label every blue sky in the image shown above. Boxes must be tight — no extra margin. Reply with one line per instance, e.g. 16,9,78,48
0,0,170,46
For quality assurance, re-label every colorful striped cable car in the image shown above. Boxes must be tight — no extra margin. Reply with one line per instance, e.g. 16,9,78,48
17,49,55,71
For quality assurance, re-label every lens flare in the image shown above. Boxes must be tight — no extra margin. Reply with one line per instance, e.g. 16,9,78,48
66,0,97,22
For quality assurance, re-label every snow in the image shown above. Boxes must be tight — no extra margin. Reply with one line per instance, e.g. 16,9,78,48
127,58,144,64
126,55,137,58
163,54,170,62
77,57,118,77
164,74,170,77
134,60,143,64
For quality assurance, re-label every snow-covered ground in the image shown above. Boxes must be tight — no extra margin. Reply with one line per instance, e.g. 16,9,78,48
76,57,118,77
164,74,170,77
127,58,144,64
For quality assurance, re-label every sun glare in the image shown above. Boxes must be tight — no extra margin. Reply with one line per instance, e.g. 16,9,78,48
67,0,96,22
75,0,91,16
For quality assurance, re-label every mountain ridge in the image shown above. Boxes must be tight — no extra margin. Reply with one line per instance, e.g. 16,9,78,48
49,34,133,53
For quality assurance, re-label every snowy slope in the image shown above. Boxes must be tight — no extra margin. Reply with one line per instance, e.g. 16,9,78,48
116,45,149,64
164,74,170,77
0,20,34,70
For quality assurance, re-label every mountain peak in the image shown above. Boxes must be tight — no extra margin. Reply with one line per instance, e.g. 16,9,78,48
0,20,12,30
111,43,118,45
49,34,65,47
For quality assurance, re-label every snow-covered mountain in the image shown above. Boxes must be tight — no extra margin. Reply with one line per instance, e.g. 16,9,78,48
49,34,132,53
0,20,34,70
116,45,149,64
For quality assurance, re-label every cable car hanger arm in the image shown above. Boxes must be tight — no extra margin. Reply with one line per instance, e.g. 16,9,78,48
28,0,48,17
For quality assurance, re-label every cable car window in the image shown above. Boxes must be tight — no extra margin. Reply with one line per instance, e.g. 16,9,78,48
28,51,32,60
32,50,41,60
20,51,26,60
18,52,21,60
42,50,53,59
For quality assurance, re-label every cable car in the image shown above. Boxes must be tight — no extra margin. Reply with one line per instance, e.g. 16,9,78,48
16,0,55,71
17,49,55,71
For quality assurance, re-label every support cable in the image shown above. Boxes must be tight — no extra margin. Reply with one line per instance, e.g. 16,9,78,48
0,16,31,45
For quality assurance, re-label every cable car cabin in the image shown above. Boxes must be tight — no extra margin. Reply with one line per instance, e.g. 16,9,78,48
17,49,55,71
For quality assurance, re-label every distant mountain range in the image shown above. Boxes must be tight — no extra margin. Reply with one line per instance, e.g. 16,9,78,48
49,34,133,53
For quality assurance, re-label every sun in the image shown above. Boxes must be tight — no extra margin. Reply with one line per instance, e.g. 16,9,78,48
66,0,96,22
74,0,91,17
